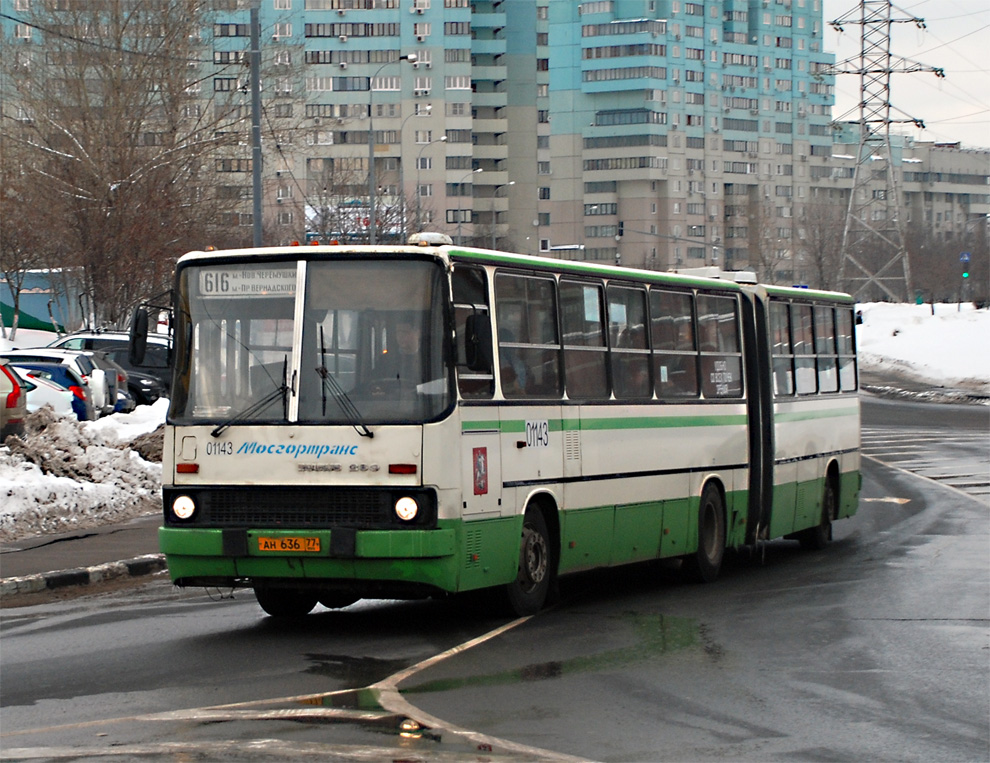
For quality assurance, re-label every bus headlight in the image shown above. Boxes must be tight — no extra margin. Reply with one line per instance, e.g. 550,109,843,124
172,495,197,521
394,496,419,522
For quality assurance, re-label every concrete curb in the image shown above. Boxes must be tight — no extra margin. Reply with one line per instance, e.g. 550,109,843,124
0,554,166,599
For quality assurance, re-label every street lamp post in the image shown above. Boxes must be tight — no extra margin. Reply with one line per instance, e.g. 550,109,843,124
415,135,446,234
397,104,432,240
368,53,416,245
456,168,483,244
491,181,515,249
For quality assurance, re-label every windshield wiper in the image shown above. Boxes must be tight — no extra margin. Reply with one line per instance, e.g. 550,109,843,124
318,326,373,439
211,356,290,438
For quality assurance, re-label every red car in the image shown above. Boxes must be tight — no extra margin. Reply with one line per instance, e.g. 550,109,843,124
1,359,29,441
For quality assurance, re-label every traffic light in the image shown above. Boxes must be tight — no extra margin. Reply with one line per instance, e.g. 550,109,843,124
617,221,624,237
962,269,969,279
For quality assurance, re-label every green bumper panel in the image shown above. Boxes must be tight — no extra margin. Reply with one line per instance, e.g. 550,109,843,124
159,525,460,590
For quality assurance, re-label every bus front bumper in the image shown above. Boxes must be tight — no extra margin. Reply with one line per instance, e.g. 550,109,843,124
158,525,458,590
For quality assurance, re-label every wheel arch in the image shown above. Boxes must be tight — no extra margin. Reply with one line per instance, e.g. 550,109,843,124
699,475,728,520
524,490,561,574
825,459,841,519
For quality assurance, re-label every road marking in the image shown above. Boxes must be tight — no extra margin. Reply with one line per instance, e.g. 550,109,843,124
861,425,989,506
0,613,588,762
862,497,911,505
864,454,988,506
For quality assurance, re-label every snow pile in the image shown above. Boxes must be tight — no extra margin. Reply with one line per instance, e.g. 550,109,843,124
0,400,167,541
856,302,990,398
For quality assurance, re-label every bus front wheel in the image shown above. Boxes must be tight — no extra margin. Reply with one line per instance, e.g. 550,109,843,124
254,586,318,618
506,509,553,616
683,484,725,584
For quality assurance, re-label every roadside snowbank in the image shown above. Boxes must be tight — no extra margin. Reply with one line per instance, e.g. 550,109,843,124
856,302,989,397
0,401,167,541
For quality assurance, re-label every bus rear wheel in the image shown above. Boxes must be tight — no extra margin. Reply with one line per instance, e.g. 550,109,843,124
683,484,725,583
800,478,836,551
254,586,318,618
505,509,553,616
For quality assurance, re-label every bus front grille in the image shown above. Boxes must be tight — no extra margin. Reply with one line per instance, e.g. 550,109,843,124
166,487,436,529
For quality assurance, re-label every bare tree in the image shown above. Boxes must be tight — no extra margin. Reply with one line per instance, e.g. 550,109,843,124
748,191,790,285
906,219,989,304
0,0,248,326
797,194,846,292
304,157,409,244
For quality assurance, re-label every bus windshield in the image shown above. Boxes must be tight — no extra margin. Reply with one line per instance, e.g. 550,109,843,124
171,257,453,425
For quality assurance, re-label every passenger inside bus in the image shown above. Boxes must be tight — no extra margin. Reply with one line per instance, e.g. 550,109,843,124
376,318,424,388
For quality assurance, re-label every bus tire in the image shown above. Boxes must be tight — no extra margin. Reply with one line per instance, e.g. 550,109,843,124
683,483,725,584
254,586,318,618
505,509,553,616
800,478,836,551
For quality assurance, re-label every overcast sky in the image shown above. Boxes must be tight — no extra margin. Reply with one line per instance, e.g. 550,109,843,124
821,0,990,149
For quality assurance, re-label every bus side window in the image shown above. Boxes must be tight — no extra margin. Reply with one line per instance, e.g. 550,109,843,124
792,303,816,395
494,273,561,399
607,284,651,400
650,289,698,399
770,300,794,397
815,305,838,393
560,280,608,400
452,265,494,399
696,294,743,399
836,307,858,391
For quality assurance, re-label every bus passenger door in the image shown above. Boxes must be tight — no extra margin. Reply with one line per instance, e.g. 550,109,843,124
452,264,503,517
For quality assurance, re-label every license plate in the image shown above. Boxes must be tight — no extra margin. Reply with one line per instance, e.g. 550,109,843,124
257,536,321,553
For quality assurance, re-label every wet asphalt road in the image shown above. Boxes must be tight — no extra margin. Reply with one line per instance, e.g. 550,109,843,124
0,397,987,761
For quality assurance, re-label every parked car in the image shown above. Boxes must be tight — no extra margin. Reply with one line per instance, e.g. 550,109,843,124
121,368,164,406
19,372,79,420
0,349,104,414
115,385,137,414
48,330,171,397
11,362,93,421
79,350,122,416
1,359,29,440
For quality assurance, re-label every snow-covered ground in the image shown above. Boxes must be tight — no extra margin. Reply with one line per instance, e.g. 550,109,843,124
856,302,990,399
1,303,987,544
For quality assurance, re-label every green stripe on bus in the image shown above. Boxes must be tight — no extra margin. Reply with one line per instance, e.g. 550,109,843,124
774,406,859,423
462,420,501,431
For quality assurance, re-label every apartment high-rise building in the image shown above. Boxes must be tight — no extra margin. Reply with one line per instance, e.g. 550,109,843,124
2,0,986,292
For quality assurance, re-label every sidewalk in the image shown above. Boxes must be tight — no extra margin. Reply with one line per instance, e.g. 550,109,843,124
0,513,164,601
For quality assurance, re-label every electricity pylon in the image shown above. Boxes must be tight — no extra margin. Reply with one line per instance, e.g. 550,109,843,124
826,1,944,301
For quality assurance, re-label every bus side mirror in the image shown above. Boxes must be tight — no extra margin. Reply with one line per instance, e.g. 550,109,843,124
465,314,493,372
129,307,149,366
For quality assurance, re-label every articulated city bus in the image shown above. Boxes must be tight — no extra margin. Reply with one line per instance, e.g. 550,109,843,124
135,235,859,617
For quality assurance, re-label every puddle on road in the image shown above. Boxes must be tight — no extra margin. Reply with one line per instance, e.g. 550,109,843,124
302,652,409,685
402,613,704,696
